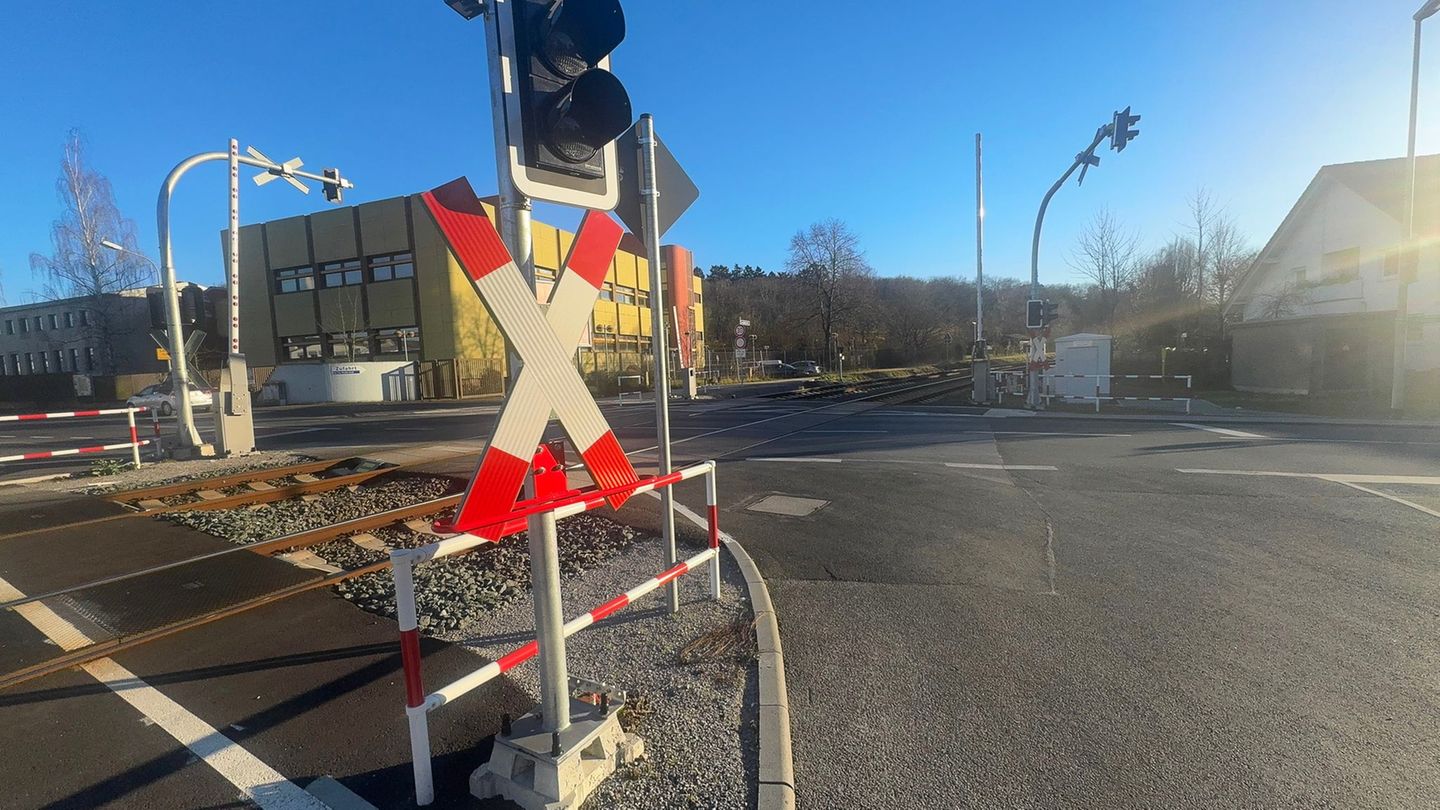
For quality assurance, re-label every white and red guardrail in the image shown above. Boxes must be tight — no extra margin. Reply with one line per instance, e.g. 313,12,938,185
0,406,151,467
392,459,721,806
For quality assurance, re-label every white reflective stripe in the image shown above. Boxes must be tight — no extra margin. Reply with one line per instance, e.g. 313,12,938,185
564,612,597,634
428,661,503,709
477,267,611,449
392,554,419,632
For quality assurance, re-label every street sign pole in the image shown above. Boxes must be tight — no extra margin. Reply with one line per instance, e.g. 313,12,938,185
638,114,680,614
482,3,569,734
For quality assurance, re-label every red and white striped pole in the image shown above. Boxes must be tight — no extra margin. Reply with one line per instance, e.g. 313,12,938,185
392,553,434,805
705,460,721,600
127,408,142,468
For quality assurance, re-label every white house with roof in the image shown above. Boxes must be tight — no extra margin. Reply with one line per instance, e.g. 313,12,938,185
1226,155,1440,408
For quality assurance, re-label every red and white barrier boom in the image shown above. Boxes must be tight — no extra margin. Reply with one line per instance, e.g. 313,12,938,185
0,406,150,467
392,460,721,806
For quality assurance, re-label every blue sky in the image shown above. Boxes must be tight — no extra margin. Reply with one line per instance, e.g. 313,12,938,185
0,1,1435,302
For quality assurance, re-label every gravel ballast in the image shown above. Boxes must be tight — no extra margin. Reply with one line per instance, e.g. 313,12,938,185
448,536,757,810
28,450,316,494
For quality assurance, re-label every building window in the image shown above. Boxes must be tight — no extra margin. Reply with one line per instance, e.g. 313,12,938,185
321,259,363,288
375,327,420,356
593,334,617,351
79,310,89,327
24,353,33,373
1321,248,1360,282
69,348,79,373
637,291,650,307
274,266,316,294
4,320,11,335
600,282,614,301
39,352,49,373
33,316,42,332
692,291,703,305
327,332,370,359
1291,266,1306,284
48,314,59,330
282,334,322,361
536,265,557,281
53,350,63,372
64,312,75,328
614,286,636,305
368,252,415,283
18,319,27,334
84,347,96,371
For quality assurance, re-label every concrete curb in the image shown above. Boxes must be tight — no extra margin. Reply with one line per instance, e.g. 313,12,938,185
720,534,795,810
667,497,795,810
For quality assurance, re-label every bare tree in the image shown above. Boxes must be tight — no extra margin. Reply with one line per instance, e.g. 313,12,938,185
1187,188,1219,304
786,219,874,364
28,130,153,374
1069,207,1139,331
1205,220,1256,338
322,287,367,360
1255,279,1311,321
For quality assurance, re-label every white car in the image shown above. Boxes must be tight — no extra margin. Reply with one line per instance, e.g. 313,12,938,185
127,381,213,416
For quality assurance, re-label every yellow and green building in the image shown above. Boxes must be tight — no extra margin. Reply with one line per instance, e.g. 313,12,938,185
229,185,704,397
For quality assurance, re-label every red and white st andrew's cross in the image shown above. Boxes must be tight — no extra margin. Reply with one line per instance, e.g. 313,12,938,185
421,177,639,536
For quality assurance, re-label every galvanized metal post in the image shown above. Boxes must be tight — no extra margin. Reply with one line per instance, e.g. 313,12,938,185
1395,16,1425,410
157,158,209,451
639,114,680,614
483,3,568,732
975,133,985,348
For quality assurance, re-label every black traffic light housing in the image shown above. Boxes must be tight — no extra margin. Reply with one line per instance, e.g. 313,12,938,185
179,285,204,326
1026,299,1044,330
1043,300,1061,326
511,0,633,180
1111,106,1141,152
322,168,343,203
146,287,166,330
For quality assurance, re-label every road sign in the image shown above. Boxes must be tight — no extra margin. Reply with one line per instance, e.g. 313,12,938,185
155,347,170,361
735,337,746,349
420,178,638,535
739,319,751,327
734,324,745,337
614,123,699,238
736,349,747,359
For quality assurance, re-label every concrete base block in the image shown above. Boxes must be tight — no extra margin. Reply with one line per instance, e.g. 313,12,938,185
471,698,643,810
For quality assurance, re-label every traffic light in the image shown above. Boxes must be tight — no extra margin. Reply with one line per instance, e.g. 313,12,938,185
1043,300,1060,326
179,285,204,326
1026,299,1044,330
492,0,633,209
322,168,343,203
1111,106,1141,152
146,287,166,330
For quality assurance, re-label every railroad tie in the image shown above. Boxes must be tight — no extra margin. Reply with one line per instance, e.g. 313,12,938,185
194,490,225,501
350,533,388,552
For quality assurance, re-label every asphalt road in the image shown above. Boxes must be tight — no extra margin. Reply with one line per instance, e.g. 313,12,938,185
2,391,1439,807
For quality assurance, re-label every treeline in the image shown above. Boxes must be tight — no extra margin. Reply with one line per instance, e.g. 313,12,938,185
702,191,1256,381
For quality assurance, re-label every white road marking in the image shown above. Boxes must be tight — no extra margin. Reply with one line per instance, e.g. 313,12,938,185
968,430,1132,437
1176,468,1440,485
1173,422,1267,438
800,429,890,434
256,428,339,439
945,462,1059,471
0,575,325,809
748,457,843,463
1331,480,1440,519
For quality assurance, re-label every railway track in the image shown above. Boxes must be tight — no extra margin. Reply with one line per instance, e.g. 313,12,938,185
0,370,996,690
766,368,968,402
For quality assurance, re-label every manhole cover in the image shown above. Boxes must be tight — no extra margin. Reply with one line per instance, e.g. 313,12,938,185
746,495,828,517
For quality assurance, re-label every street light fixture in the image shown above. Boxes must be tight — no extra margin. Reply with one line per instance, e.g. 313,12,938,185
1394,0,1440,410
